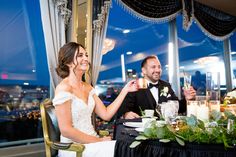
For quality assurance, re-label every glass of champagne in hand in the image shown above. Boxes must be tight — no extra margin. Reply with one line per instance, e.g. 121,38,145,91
184,73,192,90
137,78,148,89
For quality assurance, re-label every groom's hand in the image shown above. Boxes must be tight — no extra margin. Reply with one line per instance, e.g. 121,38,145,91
124,111,140,119
183,86,196,100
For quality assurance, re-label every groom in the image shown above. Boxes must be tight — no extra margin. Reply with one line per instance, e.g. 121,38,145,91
118,55,196,119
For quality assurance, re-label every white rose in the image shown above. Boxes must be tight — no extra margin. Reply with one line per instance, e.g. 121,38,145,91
160,87,169,97
163,87,168,93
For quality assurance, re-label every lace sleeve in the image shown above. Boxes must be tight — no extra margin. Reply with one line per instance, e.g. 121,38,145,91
52,91,73,106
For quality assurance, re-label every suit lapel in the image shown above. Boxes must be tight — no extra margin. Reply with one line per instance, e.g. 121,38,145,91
158,81,164,103
144,89,157,109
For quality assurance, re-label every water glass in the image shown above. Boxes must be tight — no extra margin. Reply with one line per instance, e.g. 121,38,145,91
206,72,220,101
206,91,220,101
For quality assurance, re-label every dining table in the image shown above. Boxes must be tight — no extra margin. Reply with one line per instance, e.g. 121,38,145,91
113,118,236,157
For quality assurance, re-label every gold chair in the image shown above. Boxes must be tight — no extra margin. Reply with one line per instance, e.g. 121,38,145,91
40,99,85,157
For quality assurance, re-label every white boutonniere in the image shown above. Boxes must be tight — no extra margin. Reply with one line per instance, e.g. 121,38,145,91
160,87,171,98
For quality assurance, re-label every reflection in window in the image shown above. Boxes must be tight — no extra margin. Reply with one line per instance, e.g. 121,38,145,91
0,86,48,143
0,0,49,145
176,15,230,98
230,33,236,89
98,4,236,105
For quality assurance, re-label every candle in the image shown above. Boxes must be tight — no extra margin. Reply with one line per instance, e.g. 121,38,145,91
197,105,209,122
187,101,198,117
209,100,220,112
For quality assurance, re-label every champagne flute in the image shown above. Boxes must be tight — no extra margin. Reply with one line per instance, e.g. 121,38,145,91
183,73,192,90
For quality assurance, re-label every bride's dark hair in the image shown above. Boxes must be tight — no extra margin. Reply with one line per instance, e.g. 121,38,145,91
56,42,85,79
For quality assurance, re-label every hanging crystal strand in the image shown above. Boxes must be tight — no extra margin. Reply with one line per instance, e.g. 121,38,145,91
55,0,72,26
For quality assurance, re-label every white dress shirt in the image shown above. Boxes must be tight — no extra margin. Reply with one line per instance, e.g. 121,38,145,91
146,80,159,104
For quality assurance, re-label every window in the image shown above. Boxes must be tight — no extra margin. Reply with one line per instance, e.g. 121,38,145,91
0,0,49,146
97,2,236,108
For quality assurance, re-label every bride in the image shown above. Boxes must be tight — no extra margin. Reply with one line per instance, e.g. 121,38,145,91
53,42,138,157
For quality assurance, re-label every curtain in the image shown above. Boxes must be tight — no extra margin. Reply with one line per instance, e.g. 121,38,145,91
193,1,236,40
39,0,71,97
116,0,236,41
116,0,182,23
91,0,111,86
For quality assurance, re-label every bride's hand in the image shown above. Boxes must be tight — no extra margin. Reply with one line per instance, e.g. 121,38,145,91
124,80,138,93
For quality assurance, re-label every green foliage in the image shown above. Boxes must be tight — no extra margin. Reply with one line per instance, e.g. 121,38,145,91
224,111,236,120
139,106,145,117
175,136,185,146
159,139,170,143
211,110,222,121
135,135,148,140
186,115,198,127
130,113,236,148
130,141,141,148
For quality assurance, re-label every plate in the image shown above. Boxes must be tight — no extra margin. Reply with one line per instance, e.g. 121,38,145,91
135,127,144,132
123,122,143,128
141,116,158,119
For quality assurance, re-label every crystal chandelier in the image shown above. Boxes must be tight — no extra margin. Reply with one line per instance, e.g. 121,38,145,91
102,38,116,55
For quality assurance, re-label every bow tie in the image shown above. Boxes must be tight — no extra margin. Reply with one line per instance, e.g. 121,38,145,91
148,83,159,88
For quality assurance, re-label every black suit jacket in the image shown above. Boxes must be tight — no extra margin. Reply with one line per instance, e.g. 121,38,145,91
118,80,186,117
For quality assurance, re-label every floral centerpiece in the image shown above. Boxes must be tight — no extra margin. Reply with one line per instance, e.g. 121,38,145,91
130,111,236,149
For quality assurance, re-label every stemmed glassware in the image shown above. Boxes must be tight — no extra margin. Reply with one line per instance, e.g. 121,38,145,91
183,73,192,90
155,104,162,119
155,101,179,123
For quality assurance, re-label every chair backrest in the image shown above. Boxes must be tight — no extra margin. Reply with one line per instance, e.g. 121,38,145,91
40,99,60,157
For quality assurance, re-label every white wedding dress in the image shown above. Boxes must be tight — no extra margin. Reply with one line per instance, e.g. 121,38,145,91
52,89,116,157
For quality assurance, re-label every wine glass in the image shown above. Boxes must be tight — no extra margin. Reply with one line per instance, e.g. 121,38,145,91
155,102,167,120
165,101,179,123
156,101,179,123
